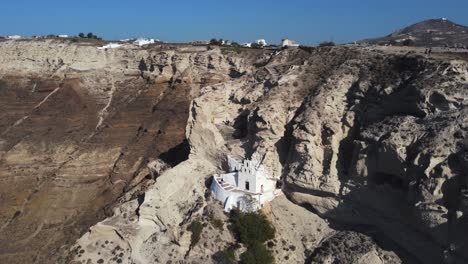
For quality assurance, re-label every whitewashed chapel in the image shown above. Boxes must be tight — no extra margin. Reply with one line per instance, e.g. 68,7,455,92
210,156,280,212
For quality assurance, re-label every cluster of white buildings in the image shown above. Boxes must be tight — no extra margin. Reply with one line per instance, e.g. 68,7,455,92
241,39,267,48
210,156,280,212
3,34,299,50
6,35,23,39
4,34,69,40
133,38,156,46
240,38,299,48
96,38,160,50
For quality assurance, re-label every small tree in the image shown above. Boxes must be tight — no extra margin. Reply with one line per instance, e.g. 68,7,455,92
210,38,223,45
240,242,274,264
87,32,94,39
229,209,275,246
188,220,203,248
319,41,335,47
217,209,276,264
213,247,237,264
78,33,85,38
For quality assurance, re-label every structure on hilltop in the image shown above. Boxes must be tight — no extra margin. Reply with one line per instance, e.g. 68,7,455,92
7,35,22,39
97,43,122,50
256,39,267,46
282,38,300,47
133,38,156,46
210,156,280,212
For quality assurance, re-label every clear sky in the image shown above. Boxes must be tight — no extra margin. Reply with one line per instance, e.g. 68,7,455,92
1,0,468,45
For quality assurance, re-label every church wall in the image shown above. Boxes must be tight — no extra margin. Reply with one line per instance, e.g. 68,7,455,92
221,172,237,186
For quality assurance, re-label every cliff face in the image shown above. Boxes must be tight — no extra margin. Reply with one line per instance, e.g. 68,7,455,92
183,46,468,263
283,50,468,263
0,40,467,264
0,39,242,263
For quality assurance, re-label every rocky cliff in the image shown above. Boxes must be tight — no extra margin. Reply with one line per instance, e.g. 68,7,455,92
0,39,467,264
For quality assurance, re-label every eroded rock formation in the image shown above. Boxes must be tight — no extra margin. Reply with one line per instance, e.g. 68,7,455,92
0,39,241,263
1,39,467,264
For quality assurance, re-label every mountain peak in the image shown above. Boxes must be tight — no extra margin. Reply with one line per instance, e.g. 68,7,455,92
361,18,468,47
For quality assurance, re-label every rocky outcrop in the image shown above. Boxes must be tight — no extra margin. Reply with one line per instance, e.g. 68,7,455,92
1,40,467,264
284,51,468,263
307,231,403,264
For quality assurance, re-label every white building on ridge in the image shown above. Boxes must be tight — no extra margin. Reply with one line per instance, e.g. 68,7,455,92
282,38,300,47
7,35,22,39
97,43,123,50
210,156,280,212
256,39,267,46
133,38,156,46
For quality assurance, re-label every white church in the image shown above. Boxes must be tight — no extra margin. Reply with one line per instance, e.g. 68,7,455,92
210,156,280,212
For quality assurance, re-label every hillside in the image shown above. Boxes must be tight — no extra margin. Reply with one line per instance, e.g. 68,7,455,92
0,39,467,264
360,18,468,47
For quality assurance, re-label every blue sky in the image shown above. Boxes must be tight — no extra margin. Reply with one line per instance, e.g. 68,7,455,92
1,0,468,44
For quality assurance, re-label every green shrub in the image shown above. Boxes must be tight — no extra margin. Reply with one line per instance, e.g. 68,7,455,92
83,32,101,40
240,242,275,264
319,41,335,47
211,218,224,230
229,209,275,246
213,247,237,264
188,220,203,247
210,38,223,45
212,210,276,264
221,46,243,55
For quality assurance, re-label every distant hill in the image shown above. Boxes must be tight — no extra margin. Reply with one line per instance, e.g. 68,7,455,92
359,18,468,48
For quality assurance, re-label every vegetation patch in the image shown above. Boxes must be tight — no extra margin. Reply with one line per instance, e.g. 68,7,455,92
319,41,336,47
211,217,224,231
240,241,275,264
213,247,237,264
188,220,204,247
78,32,101,40
229,208,275,246
221,46,243,55
214,208,276,264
